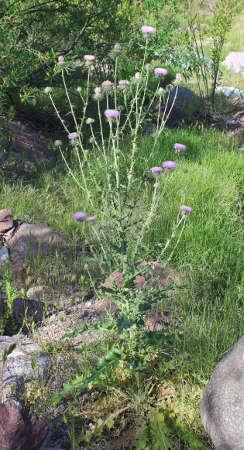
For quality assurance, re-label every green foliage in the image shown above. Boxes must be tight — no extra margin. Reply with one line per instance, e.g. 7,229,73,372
178,0,243,102
0,262,19,335
134,411,174,449
134,408,207,449
209,0,241,105
0,0,133,112
2,343,17,365
51,268,177,405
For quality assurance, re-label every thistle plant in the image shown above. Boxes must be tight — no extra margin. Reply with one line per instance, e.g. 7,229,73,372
46,26,191,275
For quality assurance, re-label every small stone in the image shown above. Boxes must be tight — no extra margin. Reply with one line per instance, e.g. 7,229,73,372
26,285,46,300
0,246,9,265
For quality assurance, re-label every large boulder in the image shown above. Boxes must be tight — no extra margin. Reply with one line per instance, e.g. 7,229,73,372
222,52,244,78
200,335,244,449
7,222,67,267
0,399,48,450
0,209,68,268
152,87,200,128
166,87,200,116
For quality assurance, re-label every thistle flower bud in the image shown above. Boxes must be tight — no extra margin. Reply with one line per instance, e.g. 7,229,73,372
54,140,62,147
86,118,95,125
111,43,122,57
157,87,165,97
44,86,52,94
57,55,65,66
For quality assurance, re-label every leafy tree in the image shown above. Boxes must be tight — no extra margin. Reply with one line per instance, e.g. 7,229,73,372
0,0,131,111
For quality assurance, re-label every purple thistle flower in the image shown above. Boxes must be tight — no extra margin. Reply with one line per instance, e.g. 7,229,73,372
58,55,64,62
162,161,177,170
68,132,78,140
114,43,122,51
150,167,163,173
174,143,187,152
86,216,96,222
180,205,192,213
118,80,130,86
157,87,165,96
101,80,113,91
134,72,142,83
83,55,95,61
154,68,168,76
175,73,183,82
73,211,87,221
141,26,156,35
112,43,122,56
104,109,120,119
94,87,101,94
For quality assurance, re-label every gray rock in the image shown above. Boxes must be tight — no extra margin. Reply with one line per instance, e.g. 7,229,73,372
5,222,68,266
200,335,244,449
167,87,200,116
0,334,50,402
222,52,244,78
0,209,13,233
26,286,46,300
153,87,200,125
215,86,244,100
13,297,54,327
224,110,244,130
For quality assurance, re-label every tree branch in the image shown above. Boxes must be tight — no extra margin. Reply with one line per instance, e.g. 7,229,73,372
63,0,119,55
24,0,120,87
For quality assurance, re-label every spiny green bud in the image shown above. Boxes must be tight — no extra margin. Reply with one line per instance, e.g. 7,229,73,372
86,118,95,125
54,140,62,147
